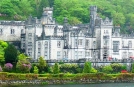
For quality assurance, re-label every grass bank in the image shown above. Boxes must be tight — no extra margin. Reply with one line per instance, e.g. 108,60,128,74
0,72,134,85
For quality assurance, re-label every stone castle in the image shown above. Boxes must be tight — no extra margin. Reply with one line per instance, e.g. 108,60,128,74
0,6,134,61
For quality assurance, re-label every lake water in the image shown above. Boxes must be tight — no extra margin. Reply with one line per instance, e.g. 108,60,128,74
1,83,134,87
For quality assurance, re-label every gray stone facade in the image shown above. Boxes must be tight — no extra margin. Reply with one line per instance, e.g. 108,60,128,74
0,6,134,60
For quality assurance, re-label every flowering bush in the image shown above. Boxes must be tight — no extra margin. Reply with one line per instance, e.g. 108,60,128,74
22,63,31,72
16,59,31,73
121,70,128,73
4,63,13,71
0,66,2,72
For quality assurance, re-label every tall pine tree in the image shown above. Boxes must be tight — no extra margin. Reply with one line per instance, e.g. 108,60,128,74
53,63,60,74
83,61,91,73
4,44,18,64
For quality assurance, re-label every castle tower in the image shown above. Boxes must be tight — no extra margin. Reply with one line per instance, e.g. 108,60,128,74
63,17,70,60
89,6,97,37
41,7,55,24
63,17,69,49
25,16,36,59
41,7,55,36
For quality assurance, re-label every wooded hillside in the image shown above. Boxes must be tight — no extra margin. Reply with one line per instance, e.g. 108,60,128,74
0,0,134,33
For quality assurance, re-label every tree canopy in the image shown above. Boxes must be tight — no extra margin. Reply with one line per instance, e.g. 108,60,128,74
4,44,18,64
0,40,8,64
1,0,134,33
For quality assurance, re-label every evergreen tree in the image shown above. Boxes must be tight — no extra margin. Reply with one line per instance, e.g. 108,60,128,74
4,44,18,64
38,56,47,73
53,63,59,74
83,61,91,73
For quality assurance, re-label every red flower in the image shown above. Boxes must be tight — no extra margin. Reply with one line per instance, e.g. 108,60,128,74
121,70,127,73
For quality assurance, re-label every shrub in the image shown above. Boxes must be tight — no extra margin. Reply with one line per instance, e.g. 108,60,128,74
0,72,8,80
121,70,128,73
121,65,127,70
16,59,31,73
4,63,13,71
60,64,79,73
34,66,39,74
111,63,122,73
90,67,97,73
26,73,38,80
102,65,113,74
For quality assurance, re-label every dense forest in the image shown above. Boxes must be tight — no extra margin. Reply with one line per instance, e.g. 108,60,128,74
0,0,134,33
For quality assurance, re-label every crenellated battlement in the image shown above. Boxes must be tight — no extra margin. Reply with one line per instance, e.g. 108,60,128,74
121,34,134,38
43,7,53,11
0,21,25,25
90,6,97,11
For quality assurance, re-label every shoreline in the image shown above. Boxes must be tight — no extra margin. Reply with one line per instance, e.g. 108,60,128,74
1,72,134,85
0,79,134,85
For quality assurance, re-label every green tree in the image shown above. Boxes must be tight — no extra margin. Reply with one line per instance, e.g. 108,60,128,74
18,0,34,20
102,65,113,74
111,63,122,73
83,62,91,73
0,40,8,65
112,12,125,26
54,0,89,24
0,0,15,17
4,44,18,64
53,63,59,74
38,56,47,73
33,66,39,74
17,53,27,60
